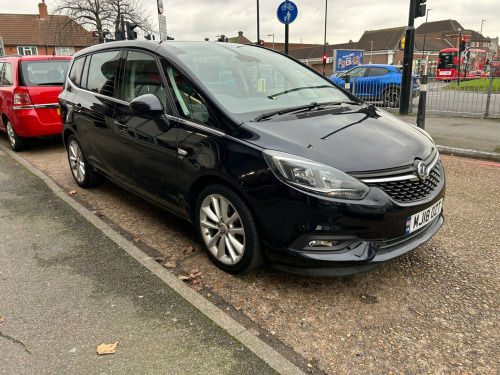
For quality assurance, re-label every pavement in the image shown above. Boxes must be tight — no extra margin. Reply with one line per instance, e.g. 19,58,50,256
0,113,498,375
0,147,302,374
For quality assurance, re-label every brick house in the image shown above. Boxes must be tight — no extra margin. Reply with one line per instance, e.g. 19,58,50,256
0,0,95,57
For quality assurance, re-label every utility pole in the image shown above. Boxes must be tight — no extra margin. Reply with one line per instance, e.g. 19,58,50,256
323,0,327,75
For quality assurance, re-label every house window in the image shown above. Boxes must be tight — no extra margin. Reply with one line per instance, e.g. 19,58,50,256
17,46,38,55
55,46,75,56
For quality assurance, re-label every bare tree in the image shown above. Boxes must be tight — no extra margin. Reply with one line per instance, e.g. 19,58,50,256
54,0,152,37
53,0,112,34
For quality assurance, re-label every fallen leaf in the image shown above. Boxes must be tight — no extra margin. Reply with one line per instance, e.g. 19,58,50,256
178,275,190,281
235,306,242,310
0,316,4,323
164,261,176,268
133,237,141,242
183,246,195,254
68,190,77,196
191,280,204,292
188,269,202,278
207,293,212,298
96,341,118,355
154,256,167,263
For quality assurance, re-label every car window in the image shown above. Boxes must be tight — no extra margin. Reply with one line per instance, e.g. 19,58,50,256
81,56,90,89
120,50,173,115
347,67,367,78
68,57,85,88
366,67,389,77
19,60,69,86
86,51,120,97
0,63,12,86
161,60,219,128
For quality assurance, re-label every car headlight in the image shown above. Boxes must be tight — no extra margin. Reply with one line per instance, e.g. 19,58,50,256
263,150,369,200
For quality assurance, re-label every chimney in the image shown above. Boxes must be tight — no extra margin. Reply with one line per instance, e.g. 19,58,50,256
238,31,243,37
39,0,48,19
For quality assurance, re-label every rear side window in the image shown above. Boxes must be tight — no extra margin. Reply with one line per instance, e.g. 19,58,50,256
86,51,120,97
68,57,85,87
20,60,69,86
0,63,13,86
367,67,389,76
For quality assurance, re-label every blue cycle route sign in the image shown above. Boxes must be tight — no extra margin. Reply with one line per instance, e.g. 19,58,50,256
277,1,298,24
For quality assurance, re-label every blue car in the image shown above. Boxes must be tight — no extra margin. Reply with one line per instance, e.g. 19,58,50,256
329,64,420,107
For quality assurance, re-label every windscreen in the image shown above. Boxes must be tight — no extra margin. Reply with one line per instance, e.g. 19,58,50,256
20,60,70,86
170,43,351,121
438,52,456,69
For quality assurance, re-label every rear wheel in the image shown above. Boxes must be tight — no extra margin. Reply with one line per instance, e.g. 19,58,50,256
6,119,28,151
383,87,401,108
66,135,102,188
196,184,263,274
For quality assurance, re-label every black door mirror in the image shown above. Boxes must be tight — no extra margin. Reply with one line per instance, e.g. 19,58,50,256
129,94,170,131
129,94,164,114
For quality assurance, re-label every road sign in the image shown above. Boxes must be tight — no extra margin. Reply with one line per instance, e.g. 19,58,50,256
277,1,298,24
158,14,167,41
466,43,470,52
157,0,164,15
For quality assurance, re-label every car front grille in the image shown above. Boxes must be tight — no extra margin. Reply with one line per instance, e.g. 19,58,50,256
366,162,441,203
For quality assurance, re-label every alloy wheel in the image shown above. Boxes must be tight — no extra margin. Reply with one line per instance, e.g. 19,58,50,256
199,194,246,265
68,140,86,184
6,122,16,149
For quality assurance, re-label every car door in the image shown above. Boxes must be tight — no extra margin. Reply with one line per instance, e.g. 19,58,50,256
365,67,390,99
71,51,120,174
112,49,180,212
161,60,227,217
346,67,370,98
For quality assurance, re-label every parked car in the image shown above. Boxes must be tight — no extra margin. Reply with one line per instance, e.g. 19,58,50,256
0,55,71,151
329,64,420,108
59,41,445,276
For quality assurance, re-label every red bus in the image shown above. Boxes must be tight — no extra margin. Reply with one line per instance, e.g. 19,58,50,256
436,48,487,81
490,56,500,77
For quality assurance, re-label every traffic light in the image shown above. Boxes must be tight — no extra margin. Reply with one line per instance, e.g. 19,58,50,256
323,55,327,63
125,22,138,40
459,37,466,52
258,39,265,46
414,0,427,18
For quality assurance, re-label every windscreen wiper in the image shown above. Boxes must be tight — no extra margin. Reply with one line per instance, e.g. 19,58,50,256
267,85,333,99
253,102,322,122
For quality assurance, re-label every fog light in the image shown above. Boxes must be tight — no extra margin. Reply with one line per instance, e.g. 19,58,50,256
308,240,342,247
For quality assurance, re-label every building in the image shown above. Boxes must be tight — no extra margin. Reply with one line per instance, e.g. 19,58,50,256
0,0,95,56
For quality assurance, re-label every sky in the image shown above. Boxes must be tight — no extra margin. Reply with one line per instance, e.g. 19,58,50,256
0,0,498,45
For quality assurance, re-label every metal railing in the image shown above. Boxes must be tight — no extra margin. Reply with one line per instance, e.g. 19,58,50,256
422,77,500,118
341,76,500,118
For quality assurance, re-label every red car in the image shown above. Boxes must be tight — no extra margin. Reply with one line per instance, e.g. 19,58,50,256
465,70,489,79
0,55,71,151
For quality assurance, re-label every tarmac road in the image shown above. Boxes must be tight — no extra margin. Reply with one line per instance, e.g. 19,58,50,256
0,131,499,374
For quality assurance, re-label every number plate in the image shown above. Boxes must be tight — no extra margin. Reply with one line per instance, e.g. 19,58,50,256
440,71,451,76
405,199,443,235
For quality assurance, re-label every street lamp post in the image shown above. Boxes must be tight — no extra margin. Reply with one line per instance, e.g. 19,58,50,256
323,0,328,76
369,41,373,64
421,8,432,74
267,34,275,50
480,19,486,35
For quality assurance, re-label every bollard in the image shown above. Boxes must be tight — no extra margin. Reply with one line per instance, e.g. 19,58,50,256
344,75,350,93
416,74,427,129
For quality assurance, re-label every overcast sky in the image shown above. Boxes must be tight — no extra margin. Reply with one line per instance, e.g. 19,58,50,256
1,0,498,44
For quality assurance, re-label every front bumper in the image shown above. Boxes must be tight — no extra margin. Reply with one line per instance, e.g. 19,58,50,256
271,214,443,276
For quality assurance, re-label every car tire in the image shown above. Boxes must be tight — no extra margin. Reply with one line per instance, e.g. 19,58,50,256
383,87,401,108
6,119,28,151
195,184,263,274
66,135,102,188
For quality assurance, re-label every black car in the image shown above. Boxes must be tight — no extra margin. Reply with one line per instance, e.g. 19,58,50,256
59,41,445,276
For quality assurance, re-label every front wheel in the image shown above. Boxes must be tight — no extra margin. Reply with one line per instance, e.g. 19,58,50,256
383,87,401,108
195,184,263,274
6,119,28,151
66,135,102,188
